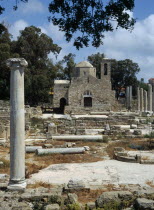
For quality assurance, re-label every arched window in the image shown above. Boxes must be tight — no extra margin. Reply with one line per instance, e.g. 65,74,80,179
84,90,92,96
104,63,108,75
83,90,92,107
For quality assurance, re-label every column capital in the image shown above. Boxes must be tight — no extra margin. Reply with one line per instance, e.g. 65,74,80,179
6,58,28,69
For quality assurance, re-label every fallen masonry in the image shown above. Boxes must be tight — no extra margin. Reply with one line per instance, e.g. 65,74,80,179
35,147,89,155
1,186,154,209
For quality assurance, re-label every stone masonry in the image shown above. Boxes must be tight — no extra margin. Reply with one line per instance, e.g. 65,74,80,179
53,58,118,114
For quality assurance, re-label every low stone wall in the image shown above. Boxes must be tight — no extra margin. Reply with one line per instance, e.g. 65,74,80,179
114,153,137,163
46,114,139,135
1,187,154,210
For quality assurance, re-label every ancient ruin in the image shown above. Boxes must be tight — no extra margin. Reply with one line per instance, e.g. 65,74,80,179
0,58,154,209
53,58,118,114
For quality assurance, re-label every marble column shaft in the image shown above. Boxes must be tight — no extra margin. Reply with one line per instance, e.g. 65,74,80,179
126,86,130,109
129,86,132,108
6,58,28,190
137,87,140,111
148,84,152,112
144,90,147,112
140,88,144,112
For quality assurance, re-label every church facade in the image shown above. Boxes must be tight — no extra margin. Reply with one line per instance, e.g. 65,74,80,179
53,58,118,114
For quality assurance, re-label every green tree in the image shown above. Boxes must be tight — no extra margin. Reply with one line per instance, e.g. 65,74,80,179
0,1,135,49
11,26,61,105
0,24,12,99
49,0,135,49
87,53,140,96
62,53,76,80
111,59,140,96
139,78,148,91
88,52,105,78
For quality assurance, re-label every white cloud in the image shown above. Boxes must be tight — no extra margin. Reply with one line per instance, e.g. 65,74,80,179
19,0,45,14
100,14,154,81
9,20,28,40
39,22,72,62
7,12,154,82
41,22,65,42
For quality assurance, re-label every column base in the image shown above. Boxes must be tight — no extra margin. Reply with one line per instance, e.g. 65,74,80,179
141,111,153,116
7,181,26,191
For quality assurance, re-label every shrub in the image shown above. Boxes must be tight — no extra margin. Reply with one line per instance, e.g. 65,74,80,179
103,201,121,210
144,132,154,139
102,136,109,143
67,203,81,210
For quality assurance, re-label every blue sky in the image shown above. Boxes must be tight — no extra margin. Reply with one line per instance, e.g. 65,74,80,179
0,0,154,81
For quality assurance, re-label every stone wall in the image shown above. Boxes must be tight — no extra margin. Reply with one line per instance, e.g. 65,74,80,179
0,101,10,140
53,59,120,114
53,83,69,107
46,114,138,135
65,75,117,114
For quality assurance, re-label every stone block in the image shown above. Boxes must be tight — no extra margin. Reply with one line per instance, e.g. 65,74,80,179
135,198,154,209
67,180,86,189
67,193,78,204
86,202,96,210
114,147,125,152
45,204,60,210
118,191,133,200
96,191,120,208
130,124,137,129
44,144,53,148
133,130,142,135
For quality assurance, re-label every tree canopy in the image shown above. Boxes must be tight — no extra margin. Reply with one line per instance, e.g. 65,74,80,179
48,0,135,49
11,26,61,105
88,52,105,78
0,0,135,49
0,26,12,99
87,52,140,95
111,59,140,95
61,53,76,80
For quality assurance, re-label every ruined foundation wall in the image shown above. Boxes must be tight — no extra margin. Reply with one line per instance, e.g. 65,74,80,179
48,115,137,135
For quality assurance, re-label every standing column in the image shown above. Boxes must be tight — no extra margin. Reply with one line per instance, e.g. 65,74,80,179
153,89,154,112
126,86,130,109
137,87,140,112
6,58,28,190
140,88,144,112
144,90,147,112
148,84,153,112
129,86,132,109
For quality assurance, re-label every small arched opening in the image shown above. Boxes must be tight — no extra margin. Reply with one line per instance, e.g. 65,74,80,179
83,90,92,107
60,97,67,113
104,63,108,75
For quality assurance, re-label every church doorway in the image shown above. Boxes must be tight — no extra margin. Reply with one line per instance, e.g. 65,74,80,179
84,97,92,107
83,90,92,107
60,98,67,113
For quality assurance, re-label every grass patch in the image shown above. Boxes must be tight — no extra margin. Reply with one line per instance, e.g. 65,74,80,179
76,187,116,204
26,163,44,178
106,140,151,159
27,181,53,189
144,132,154,139
0,158,10,174
146,180,154,188
25,151,102,177
30,117,45,127
34,153,102,165
67,203,81,210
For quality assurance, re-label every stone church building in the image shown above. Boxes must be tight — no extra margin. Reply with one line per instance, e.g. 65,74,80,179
53,58,118,114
